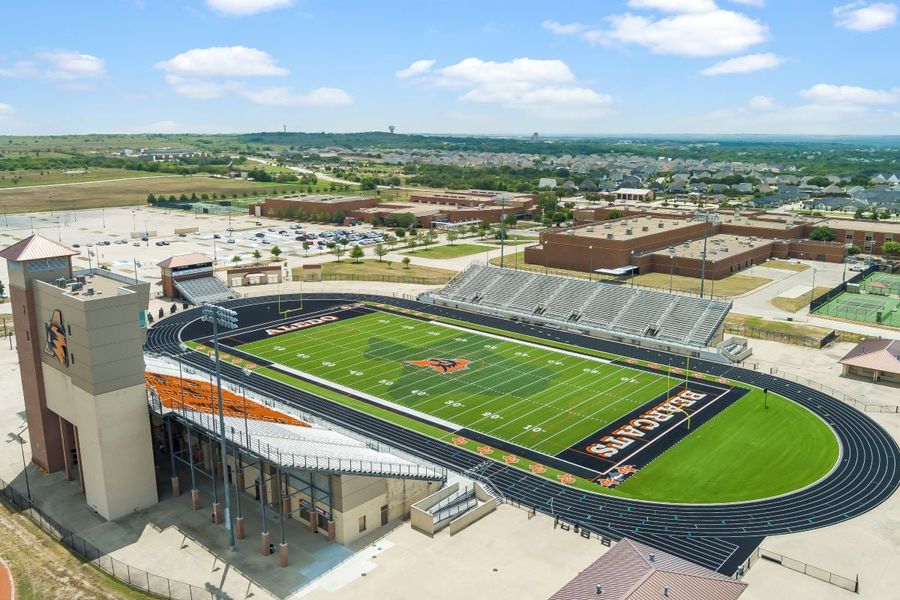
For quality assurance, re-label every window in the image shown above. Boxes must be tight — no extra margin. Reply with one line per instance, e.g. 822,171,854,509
865,233,873,242
67,324,72,336
845,233,854,241
70,353,75,365
381,505,389,526
358,515,367,533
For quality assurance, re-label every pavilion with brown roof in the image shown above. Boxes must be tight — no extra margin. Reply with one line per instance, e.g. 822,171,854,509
839,338,900,385
548,538,746,600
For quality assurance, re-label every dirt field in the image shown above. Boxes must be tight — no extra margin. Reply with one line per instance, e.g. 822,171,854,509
0,175,310,213
0,500,151,599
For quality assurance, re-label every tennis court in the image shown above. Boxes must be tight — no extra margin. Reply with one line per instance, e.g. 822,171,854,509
814,291,900,327
860,271,900,296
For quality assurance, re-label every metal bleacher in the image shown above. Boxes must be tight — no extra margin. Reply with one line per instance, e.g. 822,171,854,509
426,265,732,348
174,276,236,305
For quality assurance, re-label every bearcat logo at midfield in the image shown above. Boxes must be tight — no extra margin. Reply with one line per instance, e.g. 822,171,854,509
406,358,470,374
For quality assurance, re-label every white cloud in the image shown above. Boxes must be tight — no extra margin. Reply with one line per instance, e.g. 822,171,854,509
731,0,764,6
156,45,350,108
155,46,288,78
399,57,611,118
242,87,353,106
0,103,15,116
0,50,105,83
627,0,718,13
833,2,898,31
602,9,769,56
701,52,784,75
800,83,900,105
206,0,293,16
541,20,590,34
747,95,776,110
395,59,435,79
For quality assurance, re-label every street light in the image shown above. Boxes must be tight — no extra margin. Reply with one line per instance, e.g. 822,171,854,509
588,245,593,281
8,426,32,502
842,243,853,282
668,246,676,293
201,304,239,552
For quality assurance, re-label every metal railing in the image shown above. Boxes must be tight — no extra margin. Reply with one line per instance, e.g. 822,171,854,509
149,394,445,480
0,476,217,600
737,547,859,593
767,367,899,413
146,355,448,482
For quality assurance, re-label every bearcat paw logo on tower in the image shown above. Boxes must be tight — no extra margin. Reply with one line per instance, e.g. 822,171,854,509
44,309,69,367
406,358,470,374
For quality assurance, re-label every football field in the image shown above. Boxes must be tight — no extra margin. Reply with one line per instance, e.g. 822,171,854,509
234,309,675,457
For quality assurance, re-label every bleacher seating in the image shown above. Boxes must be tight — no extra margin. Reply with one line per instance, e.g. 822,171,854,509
175,276,236,305
427,265,731,347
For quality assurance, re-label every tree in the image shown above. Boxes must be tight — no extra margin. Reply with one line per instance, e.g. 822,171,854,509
146,193,156,204
302,240,310,256
401,256,411,269
350,245,364,263
809,225,836,242
231,255,241,266
252,249,262,264
270,245,282,260
374,243,388,262
331,244,345,262
847,245,861,256
394,228,406,238
332,209,345,224
806,176,831,188
447,230,459,245
883,240,900,256
0,279,5,300
605,209,625,220
503,213,517,228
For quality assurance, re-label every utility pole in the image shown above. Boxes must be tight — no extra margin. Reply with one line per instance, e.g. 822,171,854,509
698,213,711,298
201,304,239,551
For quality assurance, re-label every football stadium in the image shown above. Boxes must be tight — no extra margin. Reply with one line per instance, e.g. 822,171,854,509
145,266,900,575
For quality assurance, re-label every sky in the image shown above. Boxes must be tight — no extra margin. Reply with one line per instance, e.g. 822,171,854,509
1,0,899,136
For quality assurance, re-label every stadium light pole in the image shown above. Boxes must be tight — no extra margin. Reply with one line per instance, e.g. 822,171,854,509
842,244,852,282
668,246,675,293
588,246,593,282
809,268,817,308
201,303,239,552
698,212,711,298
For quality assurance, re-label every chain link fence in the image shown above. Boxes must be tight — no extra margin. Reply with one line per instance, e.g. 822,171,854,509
737,547,859,593
0,477,216,599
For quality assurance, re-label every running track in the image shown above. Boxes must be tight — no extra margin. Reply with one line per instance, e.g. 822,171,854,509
145,294,900,575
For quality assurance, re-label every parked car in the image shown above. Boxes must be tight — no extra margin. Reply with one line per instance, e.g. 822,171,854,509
226,238,236,244
213,233,221,239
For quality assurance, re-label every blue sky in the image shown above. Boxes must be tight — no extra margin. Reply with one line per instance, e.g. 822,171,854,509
1,0,898,135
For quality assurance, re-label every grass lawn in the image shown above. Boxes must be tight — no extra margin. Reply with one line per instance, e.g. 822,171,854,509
619,389,838,503
0,499,154,599
0,168,165,189
628,272,772,297
402,243,492,259
227,308,839,503
760,259,811,272
771,286,831,312
292,259,457,282
0,174,323,213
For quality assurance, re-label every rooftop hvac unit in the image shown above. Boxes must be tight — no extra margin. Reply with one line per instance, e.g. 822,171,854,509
567,230,575,235
722,247,730,252
642,226,649,232
607,233,614,240
657,222,664,228
587,226,594,232
626,229,633,235
85,287,95,296
604,223,611,229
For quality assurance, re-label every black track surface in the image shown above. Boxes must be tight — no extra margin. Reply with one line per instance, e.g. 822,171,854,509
145,294,900,575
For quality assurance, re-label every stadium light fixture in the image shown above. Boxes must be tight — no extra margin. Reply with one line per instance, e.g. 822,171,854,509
201,303,239,551
7,426,31,502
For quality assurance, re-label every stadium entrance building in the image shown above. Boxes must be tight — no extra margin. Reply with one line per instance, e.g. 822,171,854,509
1,234,158,520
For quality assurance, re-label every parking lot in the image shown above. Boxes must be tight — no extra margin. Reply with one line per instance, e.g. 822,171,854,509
0,206,389,304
